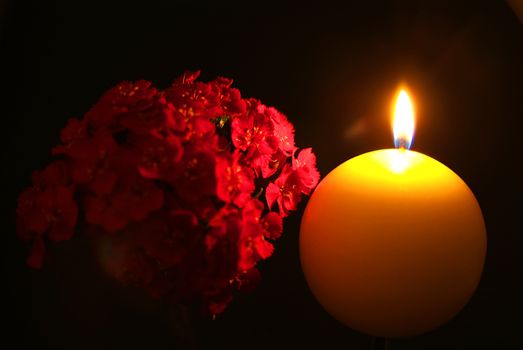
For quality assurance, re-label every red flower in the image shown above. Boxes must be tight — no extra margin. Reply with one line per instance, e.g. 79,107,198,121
257,149,287,179
136,210,199,269
215,151,255,208
184,116,216,142
16,161,78,268
212,76,246,116
119,96,179,134
172,143,217,204
133,132,184,180
42,186,79,242
261,105,295,156
53,129,120,185
206,205,241,254
252,106,295,178
265,164,304,217
85,80,157,129
16,188,49,240
237,199,274,272
292,148,320,195
59,117,87,144
204,205,242,293
16,71,320,315
261,211,283,240
26,162,77,243
165,71,223,122
173,70,201,85
231,99,279,175
265,148,321,217
84,172,164,232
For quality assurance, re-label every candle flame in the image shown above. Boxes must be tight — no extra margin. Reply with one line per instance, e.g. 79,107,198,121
393,89,415,149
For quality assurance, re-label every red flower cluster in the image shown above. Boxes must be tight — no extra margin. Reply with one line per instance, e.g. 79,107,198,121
16,71,320,314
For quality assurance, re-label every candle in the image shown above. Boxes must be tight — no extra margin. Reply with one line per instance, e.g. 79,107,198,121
299,88,487,338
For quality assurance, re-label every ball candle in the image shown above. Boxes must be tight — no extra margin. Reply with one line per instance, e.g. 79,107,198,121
300,89,487,338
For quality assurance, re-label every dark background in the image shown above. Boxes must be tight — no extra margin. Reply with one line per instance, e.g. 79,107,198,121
2,1,522,349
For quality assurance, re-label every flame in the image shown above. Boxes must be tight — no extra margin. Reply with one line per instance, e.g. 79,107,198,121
393,89,415,149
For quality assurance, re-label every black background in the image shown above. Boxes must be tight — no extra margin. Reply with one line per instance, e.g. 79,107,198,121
2,1,522,349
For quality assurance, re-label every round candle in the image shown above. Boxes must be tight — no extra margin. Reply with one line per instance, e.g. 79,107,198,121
299,90,487,338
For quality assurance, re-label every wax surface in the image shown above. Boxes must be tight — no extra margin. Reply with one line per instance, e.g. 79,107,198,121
300,149,487,338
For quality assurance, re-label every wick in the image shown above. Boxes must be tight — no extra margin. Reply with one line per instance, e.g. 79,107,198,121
394,136,410,150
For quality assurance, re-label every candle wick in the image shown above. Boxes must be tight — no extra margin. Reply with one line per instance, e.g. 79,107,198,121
394,136,411,150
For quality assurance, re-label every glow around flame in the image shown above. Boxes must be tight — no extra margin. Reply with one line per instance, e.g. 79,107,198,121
393,89,415,149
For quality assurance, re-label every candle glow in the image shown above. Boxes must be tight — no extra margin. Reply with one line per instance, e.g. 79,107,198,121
389,89,416,173
393,89,415,150
299,86,486,338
